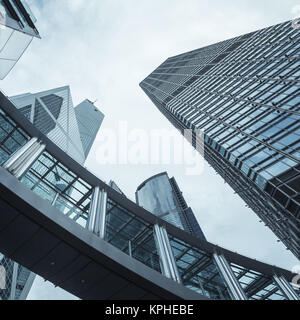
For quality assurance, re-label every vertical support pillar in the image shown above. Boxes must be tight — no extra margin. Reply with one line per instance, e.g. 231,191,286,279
3,137,38,170
87,187,107,239
87,186,100,232
154,224,172,279
273,274,299,300
213,253,247,300
128,241,132,257
154,224,181,283
98,190,107,239
161,226,182,284
3,137,45,180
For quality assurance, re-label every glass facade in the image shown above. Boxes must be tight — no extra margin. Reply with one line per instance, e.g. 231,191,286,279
21,151,93,228
75,99,104,159
140,20,300,259
0,108,29,166
230,262,287,300
136,172,206,240
0,0,40,79
0,101,298,300
168,235,231,299
10,87,87,165
0,88,103,300
105,199,161,273
0,108,33,300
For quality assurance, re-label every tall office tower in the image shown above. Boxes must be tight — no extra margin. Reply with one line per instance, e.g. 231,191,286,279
75,99,104,159
10,86,87,164
0,0,40,79
136,172,206,240
140,21,300,258
0,87,104,300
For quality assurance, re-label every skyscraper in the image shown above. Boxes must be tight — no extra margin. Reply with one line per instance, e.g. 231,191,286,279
0,86,104,300
75,99,104,159
0,0,40,79
10,86,87,164
140,20,300,259
136,172,206,240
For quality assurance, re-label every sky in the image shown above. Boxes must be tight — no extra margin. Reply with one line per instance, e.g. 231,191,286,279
1,0,299,300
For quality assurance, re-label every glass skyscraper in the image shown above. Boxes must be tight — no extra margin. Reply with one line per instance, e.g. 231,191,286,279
10,86,87,165
136,172,206,240
0,0,40,79
140,20,300,259
75,99,104,159
0,87,104,300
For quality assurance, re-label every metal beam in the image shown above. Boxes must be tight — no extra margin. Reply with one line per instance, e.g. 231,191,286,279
3,137,38,171
3,137,46,180
87,186,100,233
87,188,107,239
161,226,182,284
273,274,299,300
154,224,172,279
98,190,107,239
214,253,247,300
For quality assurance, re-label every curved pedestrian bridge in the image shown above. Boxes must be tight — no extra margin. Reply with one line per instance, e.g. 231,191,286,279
0,91,298,300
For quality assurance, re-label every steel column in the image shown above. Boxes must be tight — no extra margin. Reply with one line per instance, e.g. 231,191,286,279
98,190,107,239
14,144,46,179
273,274,299,300
87,188,107,239
87,186,100,232
128,241,132,257
213,253,247,300
161,226,182,284
3,137,46,180
3,137,38,170
154,224,172,279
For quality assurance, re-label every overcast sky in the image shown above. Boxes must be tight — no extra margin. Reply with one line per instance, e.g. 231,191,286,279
1,0,299,300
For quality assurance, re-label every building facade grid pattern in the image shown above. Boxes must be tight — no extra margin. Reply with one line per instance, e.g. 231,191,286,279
140,20,300,258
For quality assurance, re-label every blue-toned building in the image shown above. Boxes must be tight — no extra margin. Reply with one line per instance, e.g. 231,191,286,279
136,172,206,240
0,0,40,80
140,20,300,259
75,99,104,159
0,87,104,300
11,86,87,165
